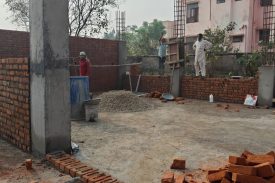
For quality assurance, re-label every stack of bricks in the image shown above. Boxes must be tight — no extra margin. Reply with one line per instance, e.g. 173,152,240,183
123,75,170,93
46,152,122,183
207,150,275,183
182,76,258,104
0,58,30,152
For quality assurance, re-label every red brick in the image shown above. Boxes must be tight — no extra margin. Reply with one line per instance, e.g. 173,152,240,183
232,173,269,183
268,176,275,183
170,159,186,170
25,159,32,170
69,164,87,177
255,162,275,178
228,164,257,175
76,167,95,177
246,155,275,165
229,156,247,165
207,170,227,182
161,171,175,183
221,178,232,183
175,174,185,183
64,161,81,174
240,150,254,158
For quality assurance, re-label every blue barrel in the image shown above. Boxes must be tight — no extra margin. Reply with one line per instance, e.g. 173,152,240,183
70,76,90,120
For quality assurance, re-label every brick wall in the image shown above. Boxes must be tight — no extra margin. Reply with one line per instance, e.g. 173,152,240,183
123,75,170,93
0,58,30,152
124,75,258,104
182,76,258,103
0,29,120,92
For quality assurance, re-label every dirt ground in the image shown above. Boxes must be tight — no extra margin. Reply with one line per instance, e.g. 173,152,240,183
0,139,76,183
72,99,275,183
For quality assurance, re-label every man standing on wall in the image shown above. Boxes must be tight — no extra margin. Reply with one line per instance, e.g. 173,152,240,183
158,34,168,75
79,51,90,76
193,34,212,77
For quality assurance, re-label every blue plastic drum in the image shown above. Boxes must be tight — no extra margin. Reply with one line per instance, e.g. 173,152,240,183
70,76,90,120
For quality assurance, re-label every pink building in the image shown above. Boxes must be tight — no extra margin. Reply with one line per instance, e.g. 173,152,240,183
162,21,175,39
185,0,272,53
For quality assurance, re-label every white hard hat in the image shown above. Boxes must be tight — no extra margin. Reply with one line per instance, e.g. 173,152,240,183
80,51,86,56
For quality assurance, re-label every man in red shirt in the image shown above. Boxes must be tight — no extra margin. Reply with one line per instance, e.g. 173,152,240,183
79,51,90,76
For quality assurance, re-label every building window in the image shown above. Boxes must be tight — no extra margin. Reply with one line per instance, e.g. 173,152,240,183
261,0,272,6
259,29,270,42
187,3,199,23
232,35,244,43
217,0,225,3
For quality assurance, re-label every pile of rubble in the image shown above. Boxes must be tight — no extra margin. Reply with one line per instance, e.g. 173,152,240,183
162,150,275,183
99,90,153,112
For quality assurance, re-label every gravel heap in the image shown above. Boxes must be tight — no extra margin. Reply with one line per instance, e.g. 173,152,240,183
99,91,153,112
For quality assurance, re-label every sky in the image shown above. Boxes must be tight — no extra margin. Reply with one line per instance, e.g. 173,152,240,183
0,0,174,32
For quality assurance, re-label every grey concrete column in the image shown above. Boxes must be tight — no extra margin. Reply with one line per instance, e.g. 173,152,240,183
171,67,184,97
118,41,128,89
258,66,275,107
30,0,71,155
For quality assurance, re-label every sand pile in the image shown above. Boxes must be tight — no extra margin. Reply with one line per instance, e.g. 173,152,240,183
99,91,153,112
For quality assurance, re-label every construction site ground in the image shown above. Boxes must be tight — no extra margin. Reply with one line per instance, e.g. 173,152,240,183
72,99,275,183
0,139,76,183
1,99,274,183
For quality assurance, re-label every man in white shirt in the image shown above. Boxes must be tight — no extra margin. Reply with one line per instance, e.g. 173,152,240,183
193,34,212,77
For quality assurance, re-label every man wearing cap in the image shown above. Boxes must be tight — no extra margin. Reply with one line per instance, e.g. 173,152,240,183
79,51,90,76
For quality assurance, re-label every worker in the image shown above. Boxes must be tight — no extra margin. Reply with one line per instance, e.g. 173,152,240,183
158,35,168,75
193,34,212,77
79,51,90,76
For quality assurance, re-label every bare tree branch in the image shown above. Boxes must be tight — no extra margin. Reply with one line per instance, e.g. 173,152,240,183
5,0,118,37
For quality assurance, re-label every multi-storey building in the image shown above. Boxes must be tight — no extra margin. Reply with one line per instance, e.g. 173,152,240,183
182,0,272,53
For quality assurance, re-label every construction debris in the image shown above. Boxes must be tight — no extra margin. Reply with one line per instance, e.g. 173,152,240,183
162,150,275,183
99,91,153,112
206,150,275,183
161,171,175,183
25,159,32,170
46,152,122,183
170,159,186,170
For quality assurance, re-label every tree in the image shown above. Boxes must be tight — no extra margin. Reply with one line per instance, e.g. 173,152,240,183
203,22,238,61
126,19,166,56
5,0,118,37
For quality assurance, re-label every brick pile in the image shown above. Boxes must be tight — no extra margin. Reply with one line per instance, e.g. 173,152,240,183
206,150,275,183
161,150,275,183
46,152,122,183
0,58,30,152
182,76,258,104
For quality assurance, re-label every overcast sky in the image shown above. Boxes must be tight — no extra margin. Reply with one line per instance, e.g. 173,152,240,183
0,0,174,32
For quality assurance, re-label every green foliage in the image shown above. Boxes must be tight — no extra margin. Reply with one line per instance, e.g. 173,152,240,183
237,52,262,77
204,22,238,61
126,19,166,56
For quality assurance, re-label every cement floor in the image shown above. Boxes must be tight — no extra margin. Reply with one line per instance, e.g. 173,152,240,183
72,99,275,183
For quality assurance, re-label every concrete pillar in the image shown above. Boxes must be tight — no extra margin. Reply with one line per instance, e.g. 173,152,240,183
171,67,184,97
258,66,275,107
118,41,128,89
30,0,71,155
